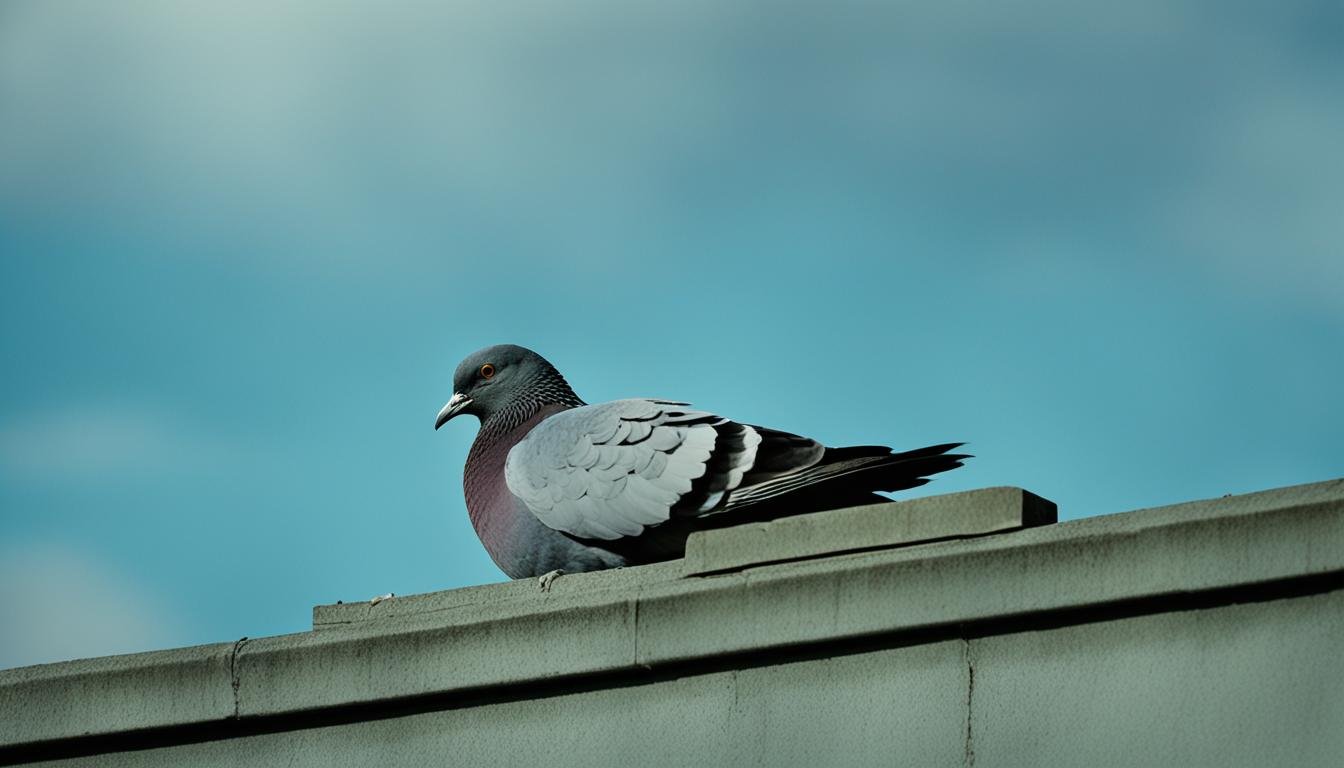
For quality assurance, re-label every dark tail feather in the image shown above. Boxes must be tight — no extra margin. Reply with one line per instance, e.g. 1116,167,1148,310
864,442,970,491
721,442,970,514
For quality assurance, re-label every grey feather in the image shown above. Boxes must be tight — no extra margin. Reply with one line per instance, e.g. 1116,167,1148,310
505,399,735,540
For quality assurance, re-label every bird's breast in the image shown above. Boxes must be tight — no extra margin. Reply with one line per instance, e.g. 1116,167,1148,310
461,405,569,575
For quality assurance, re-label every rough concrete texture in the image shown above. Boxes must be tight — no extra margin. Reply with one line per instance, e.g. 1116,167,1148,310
239,592,637,716
971,590,1344,767
634,478,1342,664
2,479,1341,766
233,480,1343,715
683,486,1056,575
40,642,971,768
0,642,237,747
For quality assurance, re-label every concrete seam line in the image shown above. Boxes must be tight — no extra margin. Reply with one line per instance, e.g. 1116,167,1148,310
632,595,642,668
963,637,976,767
229,637,249,719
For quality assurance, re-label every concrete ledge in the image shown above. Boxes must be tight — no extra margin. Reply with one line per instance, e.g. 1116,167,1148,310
683,486,1057,575
0,643,237,748
311,561,683,630
2,479,1340,756
238,593,638,717
634,479,1343,663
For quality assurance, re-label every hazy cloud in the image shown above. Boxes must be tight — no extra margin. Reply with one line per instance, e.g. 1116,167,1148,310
0,406,231,481
1,1,1339,305
0,545,187,669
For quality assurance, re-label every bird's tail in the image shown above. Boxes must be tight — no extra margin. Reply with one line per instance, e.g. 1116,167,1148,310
721,442,970,514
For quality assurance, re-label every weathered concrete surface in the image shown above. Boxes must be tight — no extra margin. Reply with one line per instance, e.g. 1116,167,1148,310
239,592,637,717
971,590,1344,767
683,486,1056,575
40,643,971,768
634,477,1342,664
0,642,237,747
2,479,1341,766
225,481,1344,715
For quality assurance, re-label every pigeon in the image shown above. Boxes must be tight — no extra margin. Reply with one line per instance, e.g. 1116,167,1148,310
435,344,967,588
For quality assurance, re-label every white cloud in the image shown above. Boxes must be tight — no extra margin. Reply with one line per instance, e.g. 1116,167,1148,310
0,1,730,264
0,545,187,670
0,406,230,481
0,1,1339,308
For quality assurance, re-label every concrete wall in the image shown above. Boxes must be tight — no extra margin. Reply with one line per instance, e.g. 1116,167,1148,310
2,482,1341,767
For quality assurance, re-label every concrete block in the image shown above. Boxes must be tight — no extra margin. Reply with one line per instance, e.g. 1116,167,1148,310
683,486,1056,575
970,589,1344,767
0,642,237,748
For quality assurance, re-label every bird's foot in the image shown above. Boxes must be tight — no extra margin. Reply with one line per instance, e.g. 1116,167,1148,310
537,569,565,592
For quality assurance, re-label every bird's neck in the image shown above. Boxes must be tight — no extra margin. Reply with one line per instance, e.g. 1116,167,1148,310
479,374,585,440
481,373,580,438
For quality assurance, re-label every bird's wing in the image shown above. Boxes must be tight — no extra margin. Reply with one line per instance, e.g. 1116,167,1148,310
504,399,818,540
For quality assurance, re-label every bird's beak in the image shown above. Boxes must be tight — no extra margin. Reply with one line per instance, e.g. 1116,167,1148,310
435,393,472,430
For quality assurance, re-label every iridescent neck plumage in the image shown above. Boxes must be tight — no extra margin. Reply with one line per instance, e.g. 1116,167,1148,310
478,365,585,439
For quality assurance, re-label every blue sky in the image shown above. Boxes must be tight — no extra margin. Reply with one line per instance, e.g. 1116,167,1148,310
1,0,1341,669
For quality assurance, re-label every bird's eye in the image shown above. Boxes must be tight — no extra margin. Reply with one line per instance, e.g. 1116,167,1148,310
479,363,496,380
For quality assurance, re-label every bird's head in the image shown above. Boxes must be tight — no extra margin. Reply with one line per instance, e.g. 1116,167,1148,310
435,344,575,429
